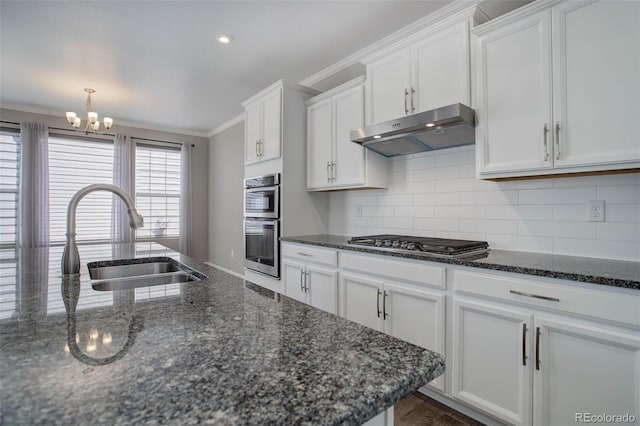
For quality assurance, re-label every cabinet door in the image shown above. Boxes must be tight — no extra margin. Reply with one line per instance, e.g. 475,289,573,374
413,21,470,113
306,264,338,315
282,260,307,304
452,299,533,426
533,317,640,426
475,11,553,175
260,87,282,162
383,282,445,391
340,272,383,331
366,48,412,124
307,99,333,189
244,101,261,164
333,85,365,187
552,0,640,168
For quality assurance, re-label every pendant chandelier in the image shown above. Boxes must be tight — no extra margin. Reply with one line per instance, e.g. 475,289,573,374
65,88,113,133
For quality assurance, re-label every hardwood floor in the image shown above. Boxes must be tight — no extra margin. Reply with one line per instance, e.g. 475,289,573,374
394,392,485,426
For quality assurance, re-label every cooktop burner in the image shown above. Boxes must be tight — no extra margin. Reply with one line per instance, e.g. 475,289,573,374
347,234,489,258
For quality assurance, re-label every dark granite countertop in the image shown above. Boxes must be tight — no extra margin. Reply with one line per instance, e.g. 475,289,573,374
280,235,640,290
0,243,444,425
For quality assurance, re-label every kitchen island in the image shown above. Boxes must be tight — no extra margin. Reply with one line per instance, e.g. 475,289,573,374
0,243,444,425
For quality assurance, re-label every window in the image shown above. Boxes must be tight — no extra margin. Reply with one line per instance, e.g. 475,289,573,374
135,144,181,239
48,135,114,244
0,129,20,248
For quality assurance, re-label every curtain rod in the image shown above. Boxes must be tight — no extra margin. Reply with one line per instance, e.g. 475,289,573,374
0,120,195,147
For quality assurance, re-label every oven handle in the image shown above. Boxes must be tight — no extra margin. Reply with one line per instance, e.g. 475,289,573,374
245,186,279,193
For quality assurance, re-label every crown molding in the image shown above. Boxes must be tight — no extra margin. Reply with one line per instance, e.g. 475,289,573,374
472,0,564,36
0,103,210,138
207,113,244,138
298,0,479,88
305,76,365,106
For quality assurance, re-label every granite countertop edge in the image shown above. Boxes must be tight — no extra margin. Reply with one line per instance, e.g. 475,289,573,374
280,235,640,291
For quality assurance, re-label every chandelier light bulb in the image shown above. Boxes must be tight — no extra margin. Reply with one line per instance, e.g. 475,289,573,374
92,121,100,131
103,117,113,130
66,112,77,125
73,117,81,128
88,111,98,123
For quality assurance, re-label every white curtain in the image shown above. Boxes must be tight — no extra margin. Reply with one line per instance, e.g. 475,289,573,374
19,122,49,248
111,133,135,243
179,143,193,256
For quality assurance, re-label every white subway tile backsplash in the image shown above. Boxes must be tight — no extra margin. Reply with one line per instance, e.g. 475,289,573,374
518,221,596,239
519,187,596,205
597,185,640,203
597,222,640,242
328,148,640,260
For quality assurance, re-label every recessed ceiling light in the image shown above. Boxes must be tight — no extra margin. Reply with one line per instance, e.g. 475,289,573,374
217,35,232,44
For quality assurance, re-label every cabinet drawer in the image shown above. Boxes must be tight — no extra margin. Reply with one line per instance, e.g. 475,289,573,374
341,252,445,290
454,270,640,328
281,243,338,267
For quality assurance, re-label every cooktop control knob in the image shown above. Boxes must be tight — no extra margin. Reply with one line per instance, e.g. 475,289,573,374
392,240,401,248
384,240,392,247
406,242,416,250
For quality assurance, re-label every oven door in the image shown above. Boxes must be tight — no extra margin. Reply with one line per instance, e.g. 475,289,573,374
244,186,279,218
244,218,280,278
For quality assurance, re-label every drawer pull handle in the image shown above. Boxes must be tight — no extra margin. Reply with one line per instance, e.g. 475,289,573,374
296,252,312,257
510,290,559,302
522,323,527,366
535,327,541,371
377,289,382,318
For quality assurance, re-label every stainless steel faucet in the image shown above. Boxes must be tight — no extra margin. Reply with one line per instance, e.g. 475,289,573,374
61,184,144,276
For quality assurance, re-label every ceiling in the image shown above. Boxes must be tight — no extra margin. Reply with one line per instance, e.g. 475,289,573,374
0,1,528,137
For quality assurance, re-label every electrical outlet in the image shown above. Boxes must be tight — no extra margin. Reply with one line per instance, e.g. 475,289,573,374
356,204,363,217
588,200,605,222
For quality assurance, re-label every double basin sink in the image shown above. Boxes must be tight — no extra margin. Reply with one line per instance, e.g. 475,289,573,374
87,257,207,291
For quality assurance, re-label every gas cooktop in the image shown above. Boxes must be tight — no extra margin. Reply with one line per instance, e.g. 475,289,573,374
347,235,489,258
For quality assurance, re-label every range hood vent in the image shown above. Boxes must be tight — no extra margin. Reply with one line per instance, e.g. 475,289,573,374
350,103,476,157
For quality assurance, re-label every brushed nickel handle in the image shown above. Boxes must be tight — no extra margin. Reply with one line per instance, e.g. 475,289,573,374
543,124,549,162
260,139,264,157
296,252,312,257
522,323,528,366
331,161,336,182
255,140,259,158
535,327,541,371
404,89,409,114
300,270,304,292
377,289,382,318
555,121,560,160
410,87,415,112
327,161,331,183
510,290,560,302
383,290,389,319
304,271,309,292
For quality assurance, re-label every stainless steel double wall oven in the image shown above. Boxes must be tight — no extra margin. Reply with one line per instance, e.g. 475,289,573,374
244,173,280,278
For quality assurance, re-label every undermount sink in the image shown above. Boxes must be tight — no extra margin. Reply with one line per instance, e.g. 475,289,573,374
87,257,207,291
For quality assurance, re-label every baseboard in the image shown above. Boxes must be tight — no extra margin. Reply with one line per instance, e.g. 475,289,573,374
203,262,245,279
418,388,503,426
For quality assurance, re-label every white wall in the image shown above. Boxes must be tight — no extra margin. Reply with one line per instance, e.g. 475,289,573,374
208,121,245,275
328,145,640,261
1,108,210,260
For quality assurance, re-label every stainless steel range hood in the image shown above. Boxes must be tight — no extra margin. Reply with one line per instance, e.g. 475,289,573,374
350,103,476,157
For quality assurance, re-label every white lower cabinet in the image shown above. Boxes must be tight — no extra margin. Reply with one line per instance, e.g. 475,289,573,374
452,290,640,425
340,271,445,391
283,260,338,315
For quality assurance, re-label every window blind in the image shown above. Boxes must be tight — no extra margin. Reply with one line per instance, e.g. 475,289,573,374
135,144,181,239
0,130,20,247
48,135,114,245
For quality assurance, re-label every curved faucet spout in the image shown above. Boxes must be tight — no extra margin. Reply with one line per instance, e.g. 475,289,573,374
61,184,144,276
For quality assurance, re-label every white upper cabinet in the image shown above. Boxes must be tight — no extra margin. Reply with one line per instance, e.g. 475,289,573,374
365,19,471,125
306,77,387,191
474,0,640,178
242,82,282,165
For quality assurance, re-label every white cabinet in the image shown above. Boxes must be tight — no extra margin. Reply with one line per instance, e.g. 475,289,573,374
282,243,338,315
474,0,640,178
452,269,640,425
365,20,471,125
340,253,446,391
242,82,282,164
306,77,387,191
